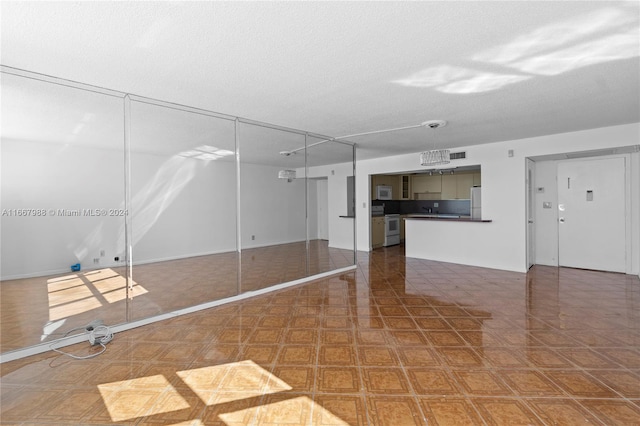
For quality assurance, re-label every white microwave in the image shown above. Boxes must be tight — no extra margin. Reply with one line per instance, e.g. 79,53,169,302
376,185,392,200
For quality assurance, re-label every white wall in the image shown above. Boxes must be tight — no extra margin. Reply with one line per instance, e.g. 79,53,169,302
1,140,311,279
307,162,355,251
240,162,307,248
129,152,238,263
1,139,125,279
356,123,640,274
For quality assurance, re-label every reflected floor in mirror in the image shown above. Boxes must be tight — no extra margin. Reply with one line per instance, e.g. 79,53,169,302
0,240,354,352
2,245,639,425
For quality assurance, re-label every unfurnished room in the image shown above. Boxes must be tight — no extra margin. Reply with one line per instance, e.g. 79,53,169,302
1,1,639,425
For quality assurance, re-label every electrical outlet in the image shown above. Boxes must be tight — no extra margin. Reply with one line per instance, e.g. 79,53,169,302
251,235,255,240
100,249,105,257
93,258,100,264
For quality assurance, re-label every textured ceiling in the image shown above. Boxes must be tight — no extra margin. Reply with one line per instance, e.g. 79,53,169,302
1,1,639,161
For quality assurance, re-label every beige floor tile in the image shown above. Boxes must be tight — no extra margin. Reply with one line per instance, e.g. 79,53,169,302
1,246,639,425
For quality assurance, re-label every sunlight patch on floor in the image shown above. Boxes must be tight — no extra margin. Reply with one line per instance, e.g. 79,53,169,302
98,374,190,422
177,360,291,406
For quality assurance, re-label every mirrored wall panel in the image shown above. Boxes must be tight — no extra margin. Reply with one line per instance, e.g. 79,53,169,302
128,99,238,321
0,73,127,351
0,68,356,359
238,122,308,293
306,137,356,275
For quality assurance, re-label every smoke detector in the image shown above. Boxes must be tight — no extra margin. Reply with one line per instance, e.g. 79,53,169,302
421,120,447,129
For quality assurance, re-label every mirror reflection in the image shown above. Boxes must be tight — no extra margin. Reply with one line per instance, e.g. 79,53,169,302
306,136,356,272
0,70,356,358
128,99,239,321
1,73,127,351
238,122,308,292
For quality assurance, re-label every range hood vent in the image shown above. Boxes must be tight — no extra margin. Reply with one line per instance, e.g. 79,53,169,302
449,151,466,160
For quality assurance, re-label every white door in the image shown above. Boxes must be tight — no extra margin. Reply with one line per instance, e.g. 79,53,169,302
317,178,329,240
526,159,535,269
557,157,626,273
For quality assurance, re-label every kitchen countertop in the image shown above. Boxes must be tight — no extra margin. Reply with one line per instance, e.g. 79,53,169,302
404,214,492,222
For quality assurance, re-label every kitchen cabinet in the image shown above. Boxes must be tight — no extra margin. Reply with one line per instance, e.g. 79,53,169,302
374,170,481,200
371,175,400,199
371,217,385,248
399,175,411,200
441,174,457,199
456,174,474,199
441,172,475,199
412,174,441,196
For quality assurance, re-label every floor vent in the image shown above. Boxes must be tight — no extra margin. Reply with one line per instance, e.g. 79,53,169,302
449,151,466,160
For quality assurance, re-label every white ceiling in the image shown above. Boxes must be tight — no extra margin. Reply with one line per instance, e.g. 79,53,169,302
1,1,639,161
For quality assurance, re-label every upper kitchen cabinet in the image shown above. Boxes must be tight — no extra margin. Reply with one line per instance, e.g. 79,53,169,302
374,167,480,200
412,174,442,199
371,174,400,199
441,174,457,199
442,171,475,199
399,175,411,200
456,173,474,198
473,172,481,186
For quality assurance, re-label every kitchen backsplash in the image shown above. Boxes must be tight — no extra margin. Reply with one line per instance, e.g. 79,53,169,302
372,199,471,216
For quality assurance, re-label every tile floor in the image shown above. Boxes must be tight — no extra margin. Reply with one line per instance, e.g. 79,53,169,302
1,245,640,425
1,240,354,351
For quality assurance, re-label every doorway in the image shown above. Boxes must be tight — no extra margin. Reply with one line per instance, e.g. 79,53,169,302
557,157,627,273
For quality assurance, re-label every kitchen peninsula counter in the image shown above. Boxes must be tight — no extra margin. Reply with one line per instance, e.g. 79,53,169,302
404,215,506,271
404,215,491,223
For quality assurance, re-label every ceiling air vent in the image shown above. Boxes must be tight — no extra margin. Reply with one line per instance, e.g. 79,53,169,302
565,149,616,159
449,151,466,160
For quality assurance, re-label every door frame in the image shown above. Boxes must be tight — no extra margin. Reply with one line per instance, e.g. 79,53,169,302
526,158,536,269
317,178,329,240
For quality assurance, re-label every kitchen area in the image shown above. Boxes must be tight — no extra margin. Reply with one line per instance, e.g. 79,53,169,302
370,167,484,249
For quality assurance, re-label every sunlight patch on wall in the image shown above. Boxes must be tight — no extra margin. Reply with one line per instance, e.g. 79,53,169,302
117,156,196,251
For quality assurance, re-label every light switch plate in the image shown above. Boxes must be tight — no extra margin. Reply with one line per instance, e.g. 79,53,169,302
543,202,552,209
